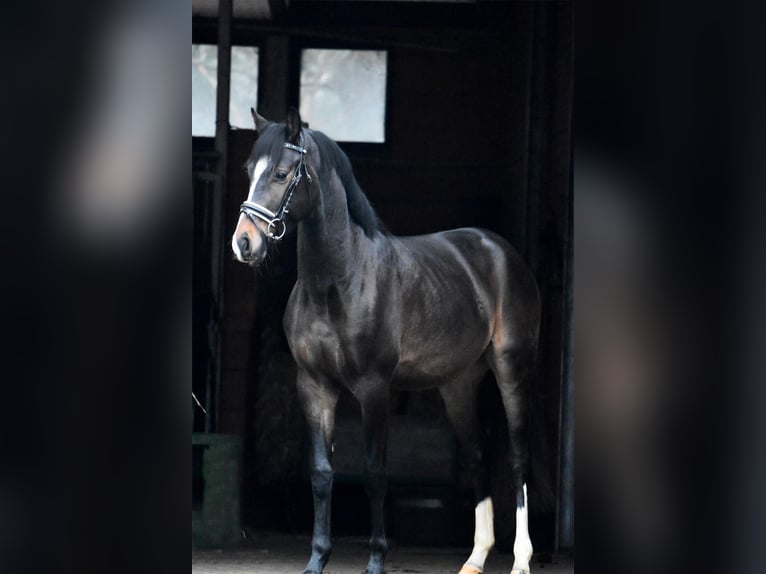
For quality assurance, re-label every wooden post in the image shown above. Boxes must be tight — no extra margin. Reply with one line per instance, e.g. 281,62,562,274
209,0,232,432
258,34,290,121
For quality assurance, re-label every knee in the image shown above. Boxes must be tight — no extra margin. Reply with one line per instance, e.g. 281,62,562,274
311,467,333,498
364,470,387,497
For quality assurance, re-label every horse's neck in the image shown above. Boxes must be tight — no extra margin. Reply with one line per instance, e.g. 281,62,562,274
296,187,369,294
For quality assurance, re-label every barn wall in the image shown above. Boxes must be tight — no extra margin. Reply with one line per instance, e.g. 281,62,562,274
196,0,572,550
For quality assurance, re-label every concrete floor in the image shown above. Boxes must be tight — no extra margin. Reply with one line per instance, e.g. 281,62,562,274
192,533,574,574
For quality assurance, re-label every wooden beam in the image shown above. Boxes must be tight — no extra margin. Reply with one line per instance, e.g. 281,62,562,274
257,33,290,120
209,0,232,432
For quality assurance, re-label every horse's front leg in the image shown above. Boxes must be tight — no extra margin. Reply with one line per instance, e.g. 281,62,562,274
297,370,340,574
356,382,390,574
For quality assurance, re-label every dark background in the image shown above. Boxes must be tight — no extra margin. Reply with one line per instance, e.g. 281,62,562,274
4,1,766,573
194,0,573,553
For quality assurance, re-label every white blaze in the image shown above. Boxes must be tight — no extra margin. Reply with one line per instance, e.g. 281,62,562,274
511,484,533,574
231,213,247,259
248,155,269,201
232,155,269,261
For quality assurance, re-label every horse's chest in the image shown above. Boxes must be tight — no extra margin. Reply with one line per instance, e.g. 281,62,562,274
288,317,376,379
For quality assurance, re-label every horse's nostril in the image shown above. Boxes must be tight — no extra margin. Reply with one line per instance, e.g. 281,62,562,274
238,234,251,257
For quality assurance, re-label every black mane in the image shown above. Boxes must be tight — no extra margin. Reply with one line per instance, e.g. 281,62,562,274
308,130,385,238
251,123,385,238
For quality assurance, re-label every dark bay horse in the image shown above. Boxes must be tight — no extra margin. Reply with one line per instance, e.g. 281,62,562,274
232,108,540,574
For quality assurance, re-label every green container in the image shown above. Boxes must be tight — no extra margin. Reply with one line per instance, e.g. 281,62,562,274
192,433,241,547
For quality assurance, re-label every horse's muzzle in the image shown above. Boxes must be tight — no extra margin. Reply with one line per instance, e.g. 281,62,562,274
232,225,267,265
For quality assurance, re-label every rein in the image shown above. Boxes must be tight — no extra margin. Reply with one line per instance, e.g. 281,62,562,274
239,133,312,241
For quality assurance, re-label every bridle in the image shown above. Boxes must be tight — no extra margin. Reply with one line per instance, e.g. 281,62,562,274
239,133,312,241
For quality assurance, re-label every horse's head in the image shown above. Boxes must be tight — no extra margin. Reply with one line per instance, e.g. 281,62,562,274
232,107,318,265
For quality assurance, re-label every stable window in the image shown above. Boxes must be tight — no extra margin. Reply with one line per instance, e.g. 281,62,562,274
299,49,387,143
230,46,259,129
192,44,259,137
192,44,217,137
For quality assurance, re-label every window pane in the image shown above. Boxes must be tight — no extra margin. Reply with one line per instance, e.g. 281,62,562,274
230,46,259,129
193,44,259,136
192,44,217,137
300,49,387,143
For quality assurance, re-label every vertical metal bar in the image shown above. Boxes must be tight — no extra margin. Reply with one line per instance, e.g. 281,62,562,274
555,173,574,551
209,0,232,433
524,2,548,276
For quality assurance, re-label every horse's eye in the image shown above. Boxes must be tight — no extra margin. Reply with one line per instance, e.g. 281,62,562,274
275,171,288,182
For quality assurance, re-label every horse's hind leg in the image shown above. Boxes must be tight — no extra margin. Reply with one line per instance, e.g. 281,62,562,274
439,367,495,574
487,344,536,574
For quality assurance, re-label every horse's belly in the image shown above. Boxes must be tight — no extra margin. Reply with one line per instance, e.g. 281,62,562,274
392,330,489,390
391,362,455,389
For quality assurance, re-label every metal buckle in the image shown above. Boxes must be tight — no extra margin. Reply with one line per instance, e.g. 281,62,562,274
241,201,288,241
266,219,287,240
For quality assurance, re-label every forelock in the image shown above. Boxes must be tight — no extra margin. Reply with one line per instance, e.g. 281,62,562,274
250,123,287,166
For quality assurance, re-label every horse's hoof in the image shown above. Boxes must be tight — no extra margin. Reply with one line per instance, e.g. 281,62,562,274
459,564,483,574
510,570,529,574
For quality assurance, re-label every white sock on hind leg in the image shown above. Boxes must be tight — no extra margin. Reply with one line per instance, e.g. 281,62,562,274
511,484,533,574
461,496,495,573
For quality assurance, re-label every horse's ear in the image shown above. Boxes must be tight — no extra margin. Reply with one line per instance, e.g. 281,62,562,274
250,108,270,134
286,106,303,143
